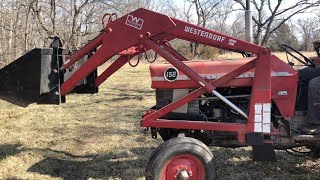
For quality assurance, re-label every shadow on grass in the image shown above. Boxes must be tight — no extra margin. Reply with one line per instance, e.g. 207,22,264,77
1,142,320,179
211,147,320,179
0,142,151,179
27,145,320,180
0,144,22,161
0,94,34,107
27,147,151,180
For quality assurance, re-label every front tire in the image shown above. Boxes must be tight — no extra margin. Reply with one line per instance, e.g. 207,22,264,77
146,137,216,180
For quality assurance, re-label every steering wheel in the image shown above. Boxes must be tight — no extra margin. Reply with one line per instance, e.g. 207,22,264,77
281,44,315,68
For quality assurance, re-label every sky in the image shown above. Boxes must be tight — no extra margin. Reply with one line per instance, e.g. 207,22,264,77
174,0,185,8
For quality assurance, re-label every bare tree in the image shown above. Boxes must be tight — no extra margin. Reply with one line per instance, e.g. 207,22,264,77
235,0,320,46
182,0,220,56
3,0,319,66
297,17,320,51
229,12,245,39
210,0,236,34
30,0,105,48
0,0,178,67
101,0,176,17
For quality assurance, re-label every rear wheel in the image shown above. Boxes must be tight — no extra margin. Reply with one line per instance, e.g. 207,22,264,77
146,137,216,180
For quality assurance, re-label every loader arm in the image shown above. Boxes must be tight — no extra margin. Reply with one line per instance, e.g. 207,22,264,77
60,8,265,95
50,8,272,143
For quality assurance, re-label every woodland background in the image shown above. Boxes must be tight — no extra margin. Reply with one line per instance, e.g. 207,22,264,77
0,0,319,67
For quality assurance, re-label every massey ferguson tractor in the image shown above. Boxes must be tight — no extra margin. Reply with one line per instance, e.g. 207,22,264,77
1,8,320,179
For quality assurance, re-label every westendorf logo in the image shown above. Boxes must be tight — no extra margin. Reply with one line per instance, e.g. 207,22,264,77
125,15,144,30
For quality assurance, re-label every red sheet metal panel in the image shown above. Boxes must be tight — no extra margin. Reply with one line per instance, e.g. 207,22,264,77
150,58,255,89
149,55,298,118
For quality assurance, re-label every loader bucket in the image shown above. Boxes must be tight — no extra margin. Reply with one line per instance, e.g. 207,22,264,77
0,48,98,106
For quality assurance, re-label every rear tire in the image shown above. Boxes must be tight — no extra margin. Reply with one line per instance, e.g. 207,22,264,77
146,137,216,180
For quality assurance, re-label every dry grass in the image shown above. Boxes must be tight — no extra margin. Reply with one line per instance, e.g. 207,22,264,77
0,52,319,179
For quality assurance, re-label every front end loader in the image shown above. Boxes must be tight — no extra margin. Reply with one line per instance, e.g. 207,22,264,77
1,8,320,179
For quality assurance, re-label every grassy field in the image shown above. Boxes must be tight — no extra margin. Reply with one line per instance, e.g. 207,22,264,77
0,52,320,179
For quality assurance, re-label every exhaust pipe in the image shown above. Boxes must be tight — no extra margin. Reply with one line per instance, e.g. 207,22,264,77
245,0,253,43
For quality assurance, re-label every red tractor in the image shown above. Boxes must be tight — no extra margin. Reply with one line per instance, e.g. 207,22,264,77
1,8,320,180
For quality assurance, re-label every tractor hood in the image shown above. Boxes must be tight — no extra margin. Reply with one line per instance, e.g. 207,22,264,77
150,56,297,89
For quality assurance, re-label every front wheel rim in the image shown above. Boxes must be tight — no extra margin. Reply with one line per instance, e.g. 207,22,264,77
161,154,205,180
